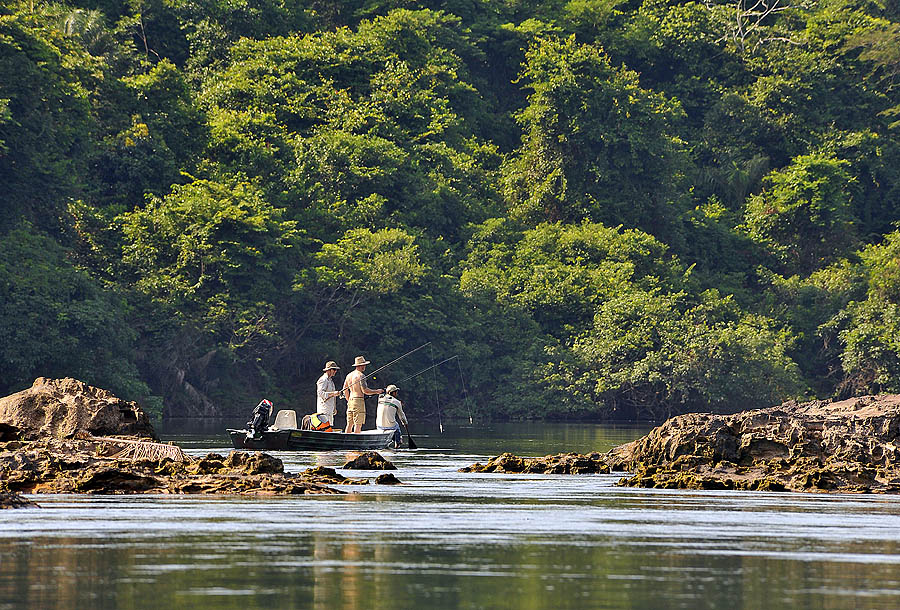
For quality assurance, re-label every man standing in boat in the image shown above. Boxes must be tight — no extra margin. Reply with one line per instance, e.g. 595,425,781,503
316,361,342,426
342,355,383,433
377,384,407,448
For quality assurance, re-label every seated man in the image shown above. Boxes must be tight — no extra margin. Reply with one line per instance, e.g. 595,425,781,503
301,413,334,431
376,385,408,448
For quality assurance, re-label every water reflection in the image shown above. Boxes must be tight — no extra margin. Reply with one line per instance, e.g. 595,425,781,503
4,424,900,609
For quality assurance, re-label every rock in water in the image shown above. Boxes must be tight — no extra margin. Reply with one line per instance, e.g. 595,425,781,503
0,378,156,441
611,394,900,493
0,493,39,509
374,473,402,485
0,380,349,497
460,452,611,474
301,466,368,485
0,443,345,496
342,451,396,470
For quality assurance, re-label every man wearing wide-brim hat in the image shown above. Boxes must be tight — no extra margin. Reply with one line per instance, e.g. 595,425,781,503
316,361,342,425
342,355,383,433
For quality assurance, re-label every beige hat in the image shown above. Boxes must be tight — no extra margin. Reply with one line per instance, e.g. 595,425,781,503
353,355,371,367
385,384,399,394
323,361,340,371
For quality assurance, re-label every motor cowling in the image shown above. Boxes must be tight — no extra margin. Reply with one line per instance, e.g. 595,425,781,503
247,399,273,436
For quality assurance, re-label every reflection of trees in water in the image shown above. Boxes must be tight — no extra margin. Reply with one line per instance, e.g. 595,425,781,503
0,536,140,608
311,532,330,610
310,516,410,610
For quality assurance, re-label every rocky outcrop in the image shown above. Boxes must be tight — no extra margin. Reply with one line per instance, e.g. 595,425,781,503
303,466,369,485
342,451,396,470
374,473,402,485
0,380,352,496
0,440,343,495
460,452,611,474
0,493,38,509
612,394,900,493
0,378,156,441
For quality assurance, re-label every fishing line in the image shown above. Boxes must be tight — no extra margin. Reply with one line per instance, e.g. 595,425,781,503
431,343,443,434
457,357,473,425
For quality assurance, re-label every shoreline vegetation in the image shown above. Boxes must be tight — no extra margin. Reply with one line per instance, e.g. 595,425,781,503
2,1,900,423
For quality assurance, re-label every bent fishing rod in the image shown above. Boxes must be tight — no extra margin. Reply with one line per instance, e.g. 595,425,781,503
339,342,432,395
393,355,458,387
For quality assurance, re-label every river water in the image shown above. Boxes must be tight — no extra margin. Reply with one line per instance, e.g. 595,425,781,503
3,422,900,609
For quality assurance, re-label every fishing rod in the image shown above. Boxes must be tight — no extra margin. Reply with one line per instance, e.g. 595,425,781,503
340,341,432,394
394,355,458,386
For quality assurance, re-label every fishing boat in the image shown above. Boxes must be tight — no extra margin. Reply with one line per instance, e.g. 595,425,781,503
228,409,397,451
228,427,397,451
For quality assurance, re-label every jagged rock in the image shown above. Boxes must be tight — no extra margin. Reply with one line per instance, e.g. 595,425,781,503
301,466,368,485
611,394,900,493
0,440,343,496
0,378,156,441
0,377,348,496
76,468,161,493
374,473,402,485
0,493,39,509
226,451,284,475
460,452,611,474
342,451,396,470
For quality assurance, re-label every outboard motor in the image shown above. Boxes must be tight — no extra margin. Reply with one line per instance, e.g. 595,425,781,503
247,399,273,438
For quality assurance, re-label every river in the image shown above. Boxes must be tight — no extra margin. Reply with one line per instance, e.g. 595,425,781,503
3,422,900,609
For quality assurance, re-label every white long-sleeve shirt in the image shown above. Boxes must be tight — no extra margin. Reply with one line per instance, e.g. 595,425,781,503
316,373,337,423
376,394,407,428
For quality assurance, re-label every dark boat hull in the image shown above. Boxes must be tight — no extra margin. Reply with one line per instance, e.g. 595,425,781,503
228,428,396,451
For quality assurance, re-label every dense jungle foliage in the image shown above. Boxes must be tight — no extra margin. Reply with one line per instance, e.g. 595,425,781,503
2,0,899,421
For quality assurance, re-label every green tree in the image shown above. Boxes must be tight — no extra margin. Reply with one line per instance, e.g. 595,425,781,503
743,153,858,274
554,289,802,418
502,35,690,242
0,226,148,402
301,227,426,343
461,219,802,418
0,11,95,231
461,220,679,337
837,231,900,395
120,179,301,352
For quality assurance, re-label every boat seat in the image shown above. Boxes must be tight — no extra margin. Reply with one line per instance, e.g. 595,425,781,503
272,409,298,430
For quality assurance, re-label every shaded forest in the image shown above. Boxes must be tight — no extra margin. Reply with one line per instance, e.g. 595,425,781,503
2,0,899,420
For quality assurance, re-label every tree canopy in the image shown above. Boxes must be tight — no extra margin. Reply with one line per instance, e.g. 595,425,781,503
2,0,900,421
